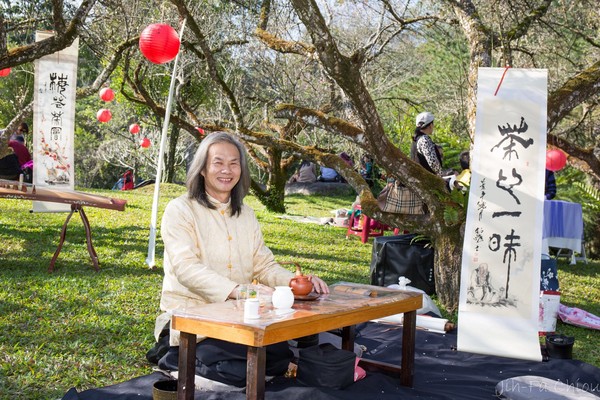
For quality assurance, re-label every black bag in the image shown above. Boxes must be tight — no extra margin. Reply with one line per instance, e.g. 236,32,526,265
370,234,435,295
296,343,356,389
158,339,293,387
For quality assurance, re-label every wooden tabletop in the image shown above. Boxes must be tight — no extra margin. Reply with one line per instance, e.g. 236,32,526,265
172,282,423,347
0,179,126,211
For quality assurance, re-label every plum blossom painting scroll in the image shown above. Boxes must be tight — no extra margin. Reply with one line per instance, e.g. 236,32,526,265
458,68,547,362
32,31,79,212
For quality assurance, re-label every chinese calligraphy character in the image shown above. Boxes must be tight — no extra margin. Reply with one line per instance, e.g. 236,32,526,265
477,178,487,220
488,229,521,298
474,227,484,251
57,74,69,96
496,168,523,205
52,96,66,109
490,117,534,160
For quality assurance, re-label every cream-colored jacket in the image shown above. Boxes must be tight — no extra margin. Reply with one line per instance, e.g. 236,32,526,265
156,193,294,346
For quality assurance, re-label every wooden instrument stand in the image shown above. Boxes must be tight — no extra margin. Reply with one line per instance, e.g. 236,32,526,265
0,179,126,272
49,204,99,273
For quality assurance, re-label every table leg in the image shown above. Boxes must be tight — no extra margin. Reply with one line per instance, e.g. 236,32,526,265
48,206,76,273
401,310,417,387
178,332,196,400
77,206,99,271
358,311,417,386
246,346,266,400
341,325,356,351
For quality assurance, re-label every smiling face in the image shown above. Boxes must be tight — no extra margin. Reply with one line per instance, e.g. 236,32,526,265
201,141,242,203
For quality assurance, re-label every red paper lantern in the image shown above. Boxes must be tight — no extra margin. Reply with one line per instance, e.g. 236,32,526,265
96,108,112,123
0,68,11,77
129,123,140,134
195,127,205,136
546,149,567,171
139,24,180,64
99,87,115,102
140,137,151,148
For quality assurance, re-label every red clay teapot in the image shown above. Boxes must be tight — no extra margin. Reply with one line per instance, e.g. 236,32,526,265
283,262,314,296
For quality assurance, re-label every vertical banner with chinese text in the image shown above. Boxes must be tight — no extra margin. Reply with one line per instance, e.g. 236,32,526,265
458,68,547,361
32,31,79,212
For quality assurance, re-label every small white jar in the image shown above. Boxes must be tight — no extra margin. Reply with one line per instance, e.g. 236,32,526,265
244,298,260,319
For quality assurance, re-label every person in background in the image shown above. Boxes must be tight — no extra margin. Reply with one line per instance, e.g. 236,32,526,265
317,164,341,182
339,152,354,168
10,122,28,144
359,154,376,187
410,112,443,176
0,151,21,180
154,132,328,387
545,169,557,200
7,139,33,183
288,160,317,183
8,139,31,167
448,150,471,191
336,152,355,183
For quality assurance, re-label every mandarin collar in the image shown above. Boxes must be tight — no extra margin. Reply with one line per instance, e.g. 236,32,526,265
206,193,231,212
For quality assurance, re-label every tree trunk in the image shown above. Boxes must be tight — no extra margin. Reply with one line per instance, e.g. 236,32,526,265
166,116,180,183
432,226,464,313
249,147,289,214
251,180,286,214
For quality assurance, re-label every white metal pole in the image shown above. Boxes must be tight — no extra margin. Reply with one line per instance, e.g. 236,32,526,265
146,19,187,268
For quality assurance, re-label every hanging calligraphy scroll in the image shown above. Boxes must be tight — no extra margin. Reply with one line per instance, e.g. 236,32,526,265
458,68,547,361
32,31,79,212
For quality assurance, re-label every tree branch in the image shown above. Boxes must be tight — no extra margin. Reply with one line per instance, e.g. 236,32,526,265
169,0,246,129
548,59,600,132
0,0,97,70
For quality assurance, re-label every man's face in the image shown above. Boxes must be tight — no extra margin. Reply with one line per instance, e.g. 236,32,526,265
201,142,242,203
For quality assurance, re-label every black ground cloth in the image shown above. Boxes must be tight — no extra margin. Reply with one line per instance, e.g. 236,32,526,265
61,322,600,400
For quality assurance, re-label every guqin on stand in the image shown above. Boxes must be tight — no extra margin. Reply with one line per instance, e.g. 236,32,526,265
0,179,127,272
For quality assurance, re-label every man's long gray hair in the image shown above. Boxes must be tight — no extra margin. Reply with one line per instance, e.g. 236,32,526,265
186,131,251,216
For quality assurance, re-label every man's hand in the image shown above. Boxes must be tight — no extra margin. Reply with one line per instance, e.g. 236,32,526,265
306,274,329,294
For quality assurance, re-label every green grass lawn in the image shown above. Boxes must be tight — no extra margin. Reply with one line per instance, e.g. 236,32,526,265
0,184,598,399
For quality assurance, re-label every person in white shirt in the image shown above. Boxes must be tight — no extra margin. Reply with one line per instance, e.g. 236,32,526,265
154,131,328,387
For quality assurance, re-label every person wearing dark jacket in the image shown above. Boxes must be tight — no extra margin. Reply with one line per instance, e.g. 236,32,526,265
0,152,21,180
545,169,557,200
410,112,443,176
8,140,31,167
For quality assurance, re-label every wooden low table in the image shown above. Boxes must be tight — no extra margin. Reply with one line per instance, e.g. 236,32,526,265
171,282,422,400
